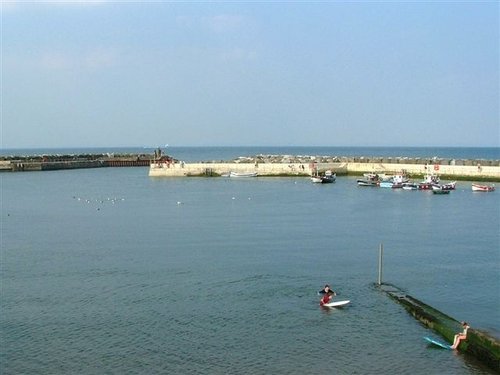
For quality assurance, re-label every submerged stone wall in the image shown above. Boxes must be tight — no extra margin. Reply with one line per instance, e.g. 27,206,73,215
381,283,500,372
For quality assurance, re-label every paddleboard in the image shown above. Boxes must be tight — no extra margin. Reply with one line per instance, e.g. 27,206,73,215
322,300,350,308
424,336,451,349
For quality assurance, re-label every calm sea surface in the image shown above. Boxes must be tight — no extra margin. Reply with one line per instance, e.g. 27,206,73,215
1,147,499,374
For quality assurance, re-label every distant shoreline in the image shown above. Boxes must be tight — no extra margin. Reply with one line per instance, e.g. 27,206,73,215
1,145,498,162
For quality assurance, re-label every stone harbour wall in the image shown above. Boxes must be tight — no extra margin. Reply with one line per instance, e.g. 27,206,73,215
149,160,500,180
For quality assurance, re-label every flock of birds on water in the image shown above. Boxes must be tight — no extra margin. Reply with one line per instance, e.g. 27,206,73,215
72,196,126,210
71,195,256,210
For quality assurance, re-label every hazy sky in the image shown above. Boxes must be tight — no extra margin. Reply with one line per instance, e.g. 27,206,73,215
2,1,499,148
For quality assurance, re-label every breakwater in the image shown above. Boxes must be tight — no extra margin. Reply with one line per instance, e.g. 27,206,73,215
0,153,165,172
381,283,500,371
149,154,500,181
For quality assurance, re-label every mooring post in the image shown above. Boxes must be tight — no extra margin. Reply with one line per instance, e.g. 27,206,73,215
378,243,384,285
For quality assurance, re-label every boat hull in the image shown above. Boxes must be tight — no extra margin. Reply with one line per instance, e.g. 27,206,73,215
472,183,495,192
229,172,258,178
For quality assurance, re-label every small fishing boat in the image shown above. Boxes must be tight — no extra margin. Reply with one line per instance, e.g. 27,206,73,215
311,169,336,183
432,182,456,191
419,174,440,190
402,182,418,190
471,183,495,192
357,179,379,187
357,173,380,186
440,181,456,190
380,174,407,188
432,187,450,194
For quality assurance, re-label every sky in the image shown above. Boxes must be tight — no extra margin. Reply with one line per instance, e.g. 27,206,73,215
1,1,499,148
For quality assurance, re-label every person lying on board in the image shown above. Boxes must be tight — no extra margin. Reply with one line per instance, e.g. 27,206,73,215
451,322,470,349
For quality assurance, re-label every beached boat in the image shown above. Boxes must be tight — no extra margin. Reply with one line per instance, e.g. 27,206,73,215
229,171,258,178
471,183,495,192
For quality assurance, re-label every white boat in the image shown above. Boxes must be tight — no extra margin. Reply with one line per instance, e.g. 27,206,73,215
440,181,456,190
472,183,495,192
229,171,258,178
432,182,456,191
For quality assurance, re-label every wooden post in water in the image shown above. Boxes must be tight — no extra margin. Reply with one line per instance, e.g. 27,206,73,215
378,243,384,285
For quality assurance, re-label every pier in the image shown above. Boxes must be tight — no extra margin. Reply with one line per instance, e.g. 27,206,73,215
380,283,500,372
0,153,163,172
149,154,500,181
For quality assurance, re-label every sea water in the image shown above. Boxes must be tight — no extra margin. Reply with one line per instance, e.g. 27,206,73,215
1,154,499,374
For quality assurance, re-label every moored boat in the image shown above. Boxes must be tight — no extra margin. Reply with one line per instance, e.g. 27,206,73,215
311,176,323,183
419,174,440,190
380,174,408,188
402,182,418,190
471,183,495,192
311,169,336,183
229,171,258,178
432,182,456,191
357,179,379,187
357,173,380,186
440,181,456,190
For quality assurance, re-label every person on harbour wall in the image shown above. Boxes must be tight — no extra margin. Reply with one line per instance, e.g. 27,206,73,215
451,321,470,349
